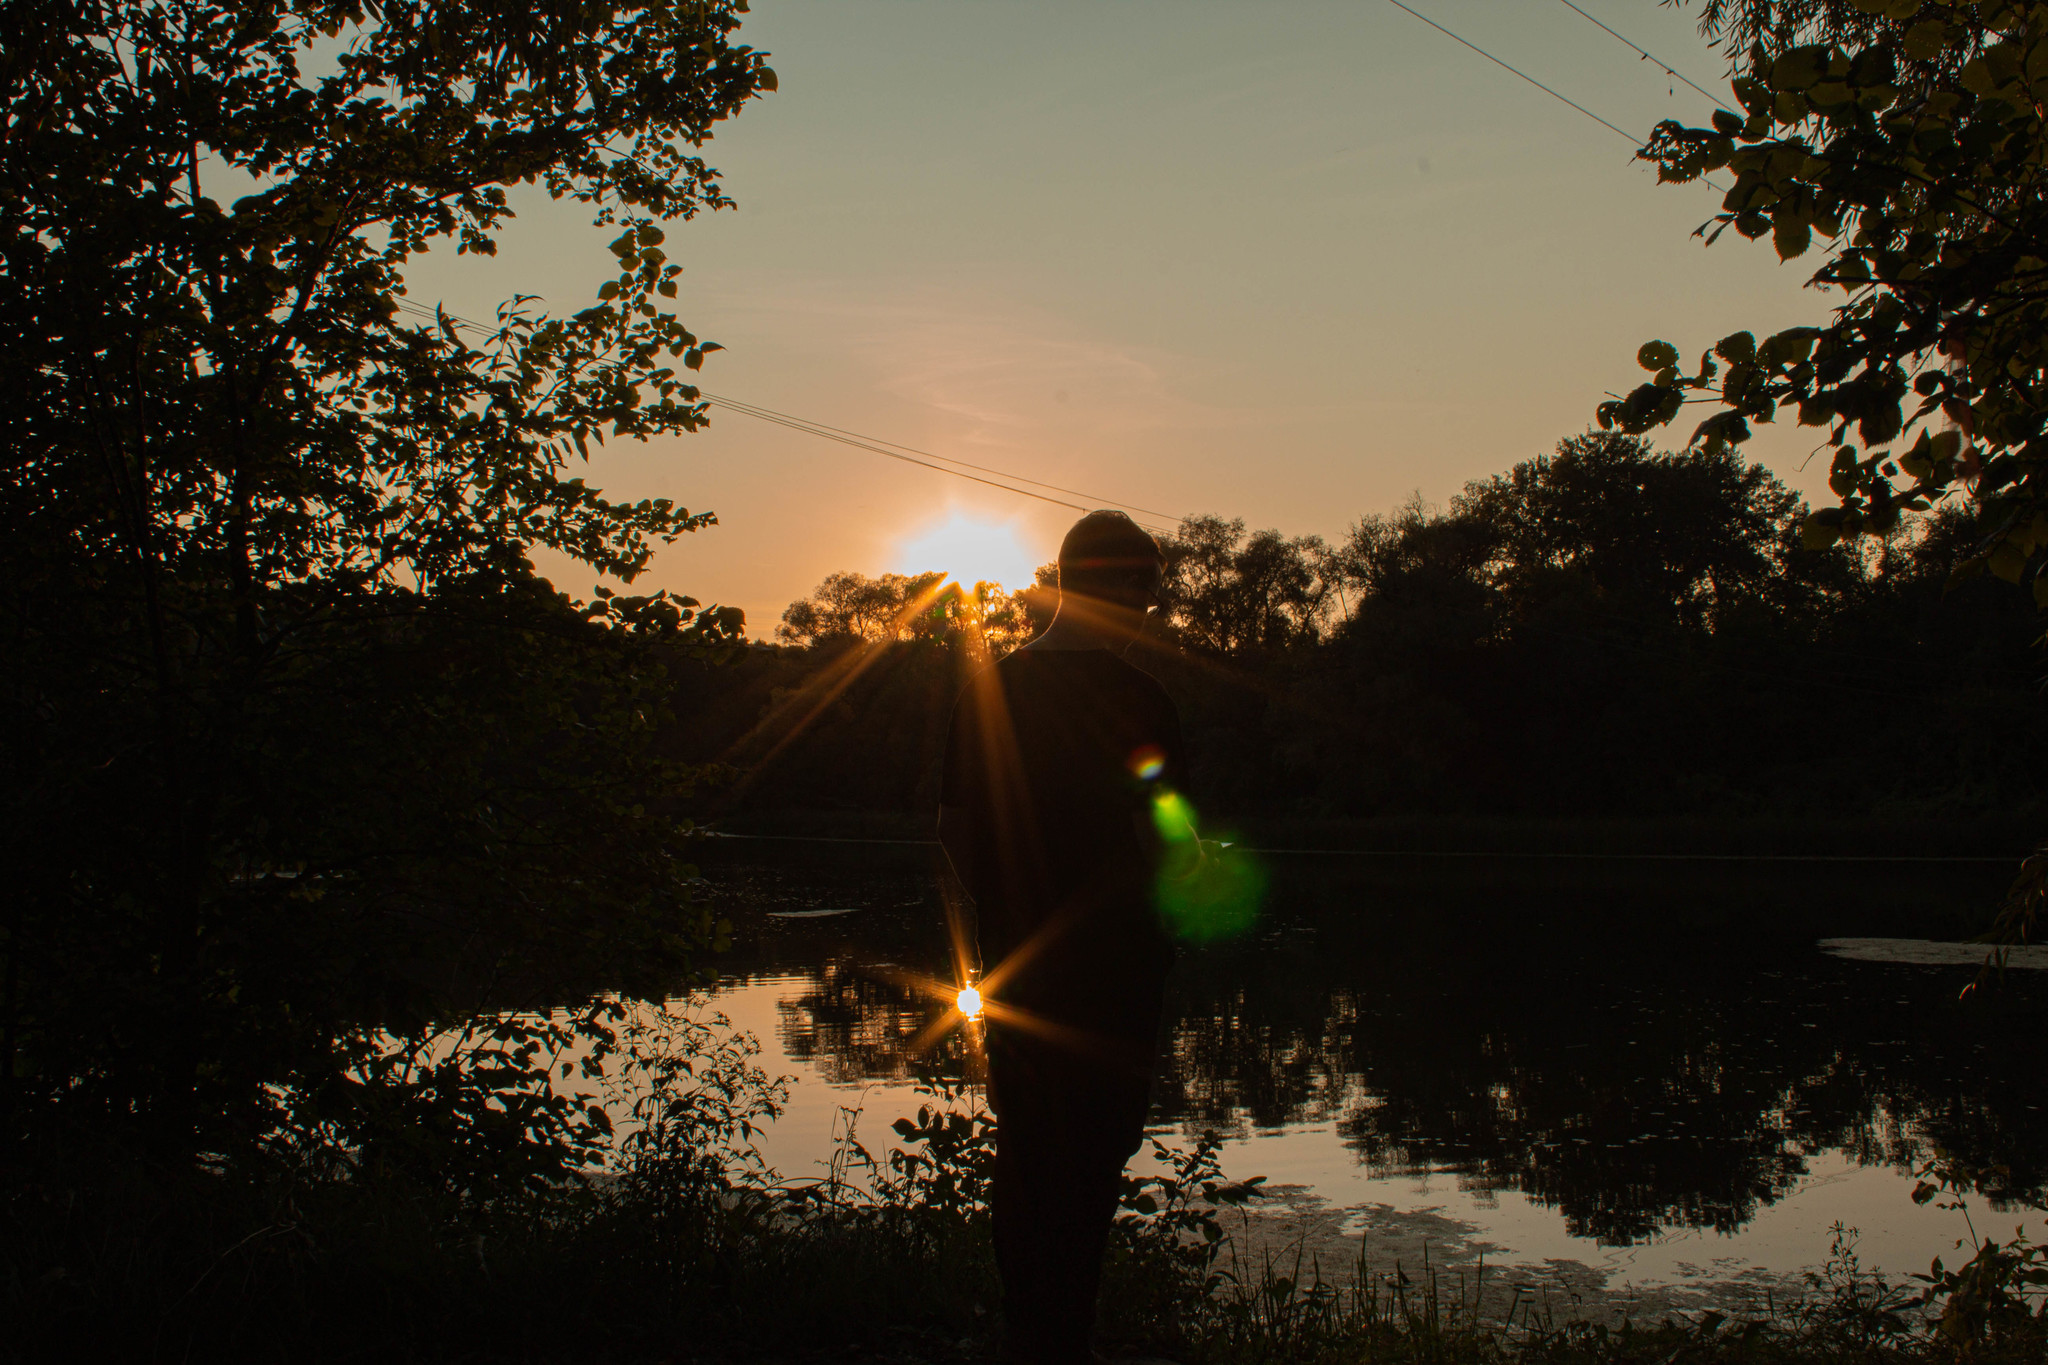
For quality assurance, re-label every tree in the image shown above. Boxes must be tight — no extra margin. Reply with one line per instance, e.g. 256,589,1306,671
1601,1,2048,600
1454,432,1803,629
1160,516,1341,657
0,0,769,1168
778,571,950,644
778,570,1036,657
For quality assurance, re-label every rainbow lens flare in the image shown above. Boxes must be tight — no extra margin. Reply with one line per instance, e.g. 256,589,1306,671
1129,745,1166,782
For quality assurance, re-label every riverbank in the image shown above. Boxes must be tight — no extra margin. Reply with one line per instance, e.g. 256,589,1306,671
704,811,2041,862
9,1119,2037,1365
14,847,2042,1362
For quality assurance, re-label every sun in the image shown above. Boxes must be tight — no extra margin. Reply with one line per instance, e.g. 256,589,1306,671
893,512,1043,591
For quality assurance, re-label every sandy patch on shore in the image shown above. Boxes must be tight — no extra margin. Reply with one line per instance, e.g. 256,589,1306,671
1819,937,2048,968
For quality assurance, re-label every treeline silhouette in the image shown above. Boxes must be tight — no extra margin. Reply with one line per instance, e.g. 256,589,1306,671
671,431,2047,831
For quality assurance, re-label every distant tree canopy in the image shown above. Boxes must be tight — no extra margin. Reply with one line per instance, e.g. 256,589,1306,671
1607,1,2048,603
1144,434,1816,651
777,571,1036,656
726,432,2042,827
1453,431,1804,630
779,570,949,643
769,435,1879,664
1160,517,1343,657
2,0,768,1167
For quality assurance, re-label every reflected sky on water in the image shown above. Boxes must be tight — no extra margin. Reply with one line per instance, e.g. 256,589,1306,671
695,854,2048,1299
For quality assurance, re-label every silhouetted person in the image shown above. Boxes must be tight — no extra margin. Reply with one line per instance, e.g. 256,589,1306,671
939,510,1191,1365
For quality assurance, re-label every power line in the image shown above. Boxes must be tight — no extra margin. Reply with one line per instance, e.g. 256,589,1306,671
385,298,1184,531
1384,0,1728,191
704,398,1178,535
700,391,1187,525
1385,0,1641,145
1550,0,1724,107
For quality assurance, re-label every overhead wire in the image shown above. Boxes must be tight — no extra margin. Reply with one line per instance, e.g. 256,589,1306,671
1384,0,1642,145
696,391,1188,525
1383,0,1728,192
700,399,1179,534
394,0,1742,528
384,296,1183,533
1550,0,1725,107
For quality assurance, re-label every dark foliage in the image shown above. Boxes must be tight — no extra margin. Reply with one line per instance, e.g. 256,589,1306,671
1616,2,2048,610
0,0,768,1176
698,432,2046,833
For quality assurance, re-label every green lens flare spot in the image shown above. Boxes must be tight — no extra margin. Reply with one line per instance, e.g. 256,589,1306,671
1150,790,1264,943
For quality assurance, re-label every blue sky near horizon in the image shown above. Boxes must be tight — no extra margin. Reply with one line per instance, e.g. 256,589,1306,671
406,0,1835,631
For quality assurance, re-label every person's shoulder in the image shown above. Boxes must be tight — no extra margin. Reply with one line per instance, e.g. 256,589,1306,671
954,657,1007,702
1105,651,1171,693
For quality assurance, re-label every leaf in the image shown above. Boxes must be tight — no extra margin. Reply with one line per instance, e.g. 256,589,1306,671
1715,331,1757,364
436,307,466,350
1638,340,1679,371
1773,213,1812,260
1902,21,1948,62
1712,109,1743,135
1769,46,1829,92
1857,403,1902,446
1801,511,1844,550
1829,449,1860,497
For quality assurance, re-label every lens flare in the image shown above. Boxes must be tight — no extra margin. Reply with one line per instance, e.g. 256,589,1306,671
955,985,984,1019
1129,744,1166,782
1149,786,1265,944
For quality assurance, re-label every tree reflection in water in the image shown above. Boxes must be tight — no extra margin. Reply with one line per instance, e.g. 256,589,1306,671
708,858,2048,1246
775,959,985,1087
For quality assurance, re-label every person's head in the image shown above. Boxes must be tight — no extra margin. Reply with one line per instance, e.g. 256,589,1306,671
1054,510,1164,641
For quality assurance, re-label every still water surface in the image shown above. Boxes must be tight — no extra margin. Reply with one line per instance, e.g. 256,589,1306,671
692,851,2047,1312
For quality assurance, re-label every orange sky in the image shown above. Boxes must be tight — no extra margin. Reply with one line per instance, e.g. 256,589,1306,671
407,0,1835,635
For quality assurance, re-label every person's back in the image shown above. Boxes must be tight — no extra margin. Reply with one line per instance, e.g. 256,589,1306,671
942,646,1182,1041
938,510,1190,1365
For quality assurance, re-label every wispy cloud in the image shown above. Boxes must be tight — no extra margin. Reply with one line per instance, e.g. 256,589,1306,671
700,272,1252,459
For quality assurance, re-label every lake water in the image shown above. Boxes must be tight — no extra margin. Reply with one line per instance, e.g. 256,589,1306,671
690,846,2047,1317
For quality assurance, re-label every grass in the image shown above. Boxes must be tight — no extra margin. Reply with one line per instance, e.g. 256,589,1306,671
6,1021,2046,1365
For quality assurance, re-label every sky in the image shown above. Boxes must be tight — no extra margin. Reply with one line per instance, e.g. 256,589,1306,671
407,0,1838,635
